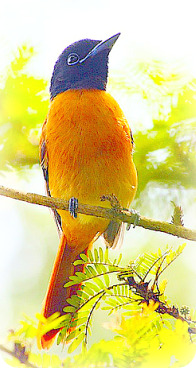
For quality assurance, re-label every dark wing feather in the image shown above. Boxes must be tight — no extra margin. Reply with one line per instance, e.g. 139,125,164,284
40,120,62,235
103,221,125,249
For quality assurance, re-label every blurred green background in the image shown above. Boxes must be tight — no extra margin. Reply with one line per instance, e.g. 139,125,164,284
0,0,196,365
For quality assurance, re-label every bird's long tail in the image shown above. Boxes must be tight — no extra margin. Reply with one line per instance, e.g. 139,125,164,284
37,234,89,349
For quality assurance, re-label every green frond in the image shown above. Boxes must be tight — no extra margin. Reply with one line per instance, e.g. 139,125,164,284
66,295,81,308
80,253,89,262
98,247,104,262
87,249,94,262
134,252,161,278
103,273,110,287
104,247,109,263
94,248,99,262
86,265,97,276
73,259,86,266
63,306,76,313
54,245,189,353
66,325,86,342
77,290,89,300
93,277,106,289
75,271,87,280
84,282,100,293
159,243,186,276
82,285,95,297
70,317,87,329
117,253,123,266
94,263,106,273
68,333,85,354
132,245,185,282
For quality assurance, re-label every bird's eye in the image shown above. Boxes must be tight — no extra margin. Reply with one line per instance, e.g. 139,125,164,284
67,53,80,65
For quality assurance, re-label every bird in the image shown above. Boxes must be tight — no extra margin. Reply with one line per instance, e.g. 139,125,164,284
38,33,137,349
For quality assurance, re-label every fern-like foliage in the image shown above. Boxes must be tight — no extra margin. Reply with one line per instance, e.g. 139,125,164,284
5,243,196,368
52,243,190,353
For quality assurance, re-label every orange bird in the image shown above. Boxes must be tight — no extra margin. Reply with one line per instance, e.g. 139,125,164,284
38,33,137,349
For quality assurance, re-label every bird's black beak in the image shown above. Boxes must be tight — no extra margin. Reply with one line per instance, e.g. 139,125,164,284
80,33,121,64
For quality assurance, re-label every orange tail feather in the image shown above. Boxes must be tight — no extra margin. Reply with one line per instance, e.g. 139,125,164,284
38,234,89,349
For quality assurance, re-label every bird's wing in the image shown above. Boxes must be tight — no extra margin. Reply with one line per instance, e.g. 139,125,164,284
40,119,62,235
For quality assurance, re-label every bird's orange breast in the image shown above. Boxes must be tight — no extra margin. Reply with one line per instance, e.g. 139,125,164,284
44,89,137,245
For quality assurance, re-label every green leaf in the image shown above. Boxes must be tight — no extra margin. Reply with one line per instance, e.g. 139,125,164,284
117,253,122,266
105,247,109,263
94,264,104,273
63,306,76,313
126,285,131,297
57,331,63,345
87,249,94,262
77,290,89,300
94,248,99,262
64,281,75,287
86,265,97,276
80,253,89,262
69,275,78,281
104,273,110,288
75,271,87,281
85,282,100,293
68,333,85,353
96,264,107,273
73,259,86,266
70,317,87,328
154,320,162,331
66,295,81,307
82,285,95,296
163,319,173,330
76,310,90,318
93,277,105,289
105,298,118,307
66,325,85,342
105,288,113,295
84,267,93,278
99,247,104,262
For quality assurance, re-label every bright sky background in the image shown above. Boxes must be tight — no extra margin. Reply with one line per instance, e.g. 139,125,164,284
1,0,196,78
0,0,196,366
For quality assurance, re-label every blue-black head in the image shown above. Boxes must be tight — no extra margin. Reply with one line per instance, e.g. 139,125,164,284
50,33,120,100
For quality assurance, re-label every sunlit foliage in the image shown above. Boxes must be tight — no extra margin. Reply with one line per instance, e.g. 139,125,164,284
112,59,196,194
0,45,48,170
7,246,196,367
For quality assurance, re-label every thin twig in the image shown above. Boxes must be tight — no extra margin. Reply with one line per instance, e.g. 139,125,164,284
0,185,196,241
0,344,39,368
84,292,105,344
142,250,169,282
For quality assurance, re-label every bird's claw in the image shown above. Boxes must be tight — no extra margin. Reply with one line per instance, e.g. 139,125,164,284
126,209,140,230
101,194,121,210
69,197,78,218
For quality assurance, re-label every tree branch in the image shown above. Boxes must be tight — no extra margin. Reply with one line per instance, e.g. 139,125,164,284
0,185,195,241
0,344,39,368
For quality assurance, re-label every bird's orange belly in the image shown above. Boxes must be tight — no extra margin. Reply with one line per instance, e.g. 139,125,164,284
46,89,137,245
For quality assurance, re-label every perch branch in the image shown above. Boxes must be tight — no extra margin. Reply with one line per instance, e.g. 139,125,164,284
0,344,39,368
0,185,196,241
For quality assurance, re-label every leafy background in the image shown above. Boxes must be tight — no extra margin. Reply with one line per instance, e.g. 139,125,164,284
0,0,196,367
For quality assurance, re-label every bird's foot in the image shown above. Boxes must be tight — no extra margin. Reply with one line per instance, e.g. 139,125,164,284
126,209,140,230
69,197,78,218
101,194,121,211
